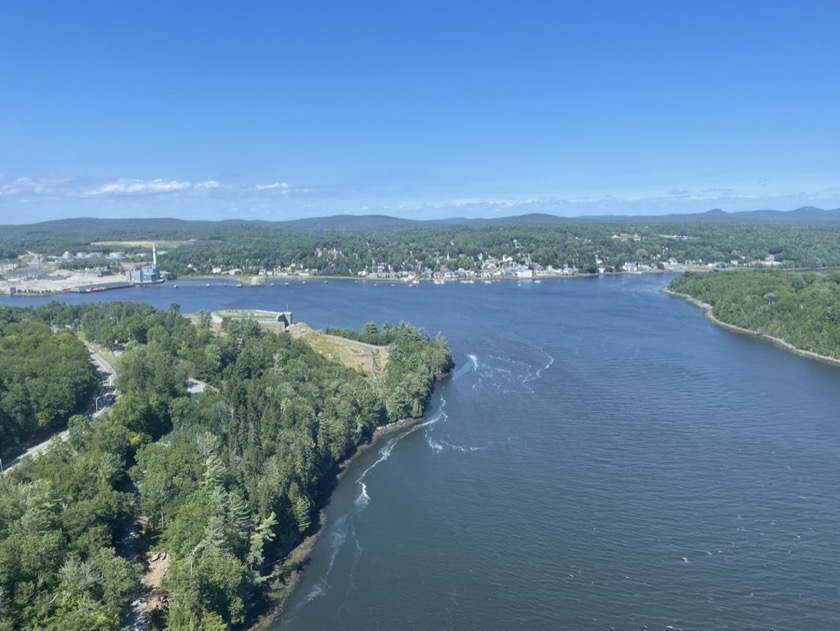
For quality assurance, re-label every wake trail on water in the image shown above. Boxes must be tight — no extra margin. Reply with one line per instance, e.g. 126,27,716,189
423,396,494,454
451,353,478,380
355,399,448,507
528,345,555,382
511,330,555,385
471,345,554,395
354,482,370,508
295,514,350,607
294,395,454,612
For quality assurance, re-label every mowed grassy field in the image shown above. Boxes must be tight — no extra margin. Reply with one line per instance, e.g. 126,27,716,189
288,323,388,376
183,314,387,376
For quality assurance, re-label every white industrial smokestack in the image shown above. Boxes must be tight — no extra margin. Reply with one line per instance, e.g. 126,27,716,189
152,243,157,266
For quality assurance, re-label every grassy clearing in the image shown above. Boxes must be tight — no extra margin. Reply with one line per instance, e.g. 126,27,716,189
182,315,386,375
289,323,388,376
214,309,280,320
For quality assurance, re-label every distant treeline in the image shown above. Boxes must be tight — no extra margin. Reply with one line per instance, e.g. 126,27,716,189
3,217,840,274
669,270,840,360
0,302,452,629
158,223,840,276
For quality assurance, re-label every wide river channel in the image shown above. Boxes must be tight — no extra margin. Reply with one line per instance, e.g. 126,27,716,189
4,275,839,630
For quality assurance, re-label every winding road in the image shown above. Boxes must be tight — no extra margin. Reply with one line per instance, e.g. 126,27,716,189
1,346,118,475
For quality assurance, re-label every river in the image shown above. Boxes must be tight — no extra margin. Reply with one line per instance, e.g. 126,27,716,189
4,275,839,630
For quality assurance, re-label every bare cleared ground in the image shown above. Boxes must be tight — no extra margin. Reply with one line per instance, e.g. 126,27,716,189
0,271,117,295
140,550,170,614
288,323,388,376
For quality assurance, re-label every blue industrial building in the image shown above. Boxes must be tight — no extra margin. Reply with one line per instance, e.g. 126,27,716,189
126,244,165,285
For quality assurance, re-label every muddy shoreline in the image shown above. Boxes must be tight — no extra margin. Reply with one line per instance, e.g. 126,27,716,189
662,287,840,368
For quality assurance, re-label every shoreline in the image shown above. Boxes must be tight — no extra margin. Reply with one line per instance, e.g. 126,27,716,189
181,269,676,283
0,268,682,296
662,286,840,369
245,414,430,631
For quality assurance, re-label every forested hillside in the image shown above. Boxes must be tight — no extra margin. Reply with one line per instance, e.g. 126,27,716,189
0,311,99,453
668,270,840,360
155,222,840,277
326,322,454,419
0,303,452,629
4,217,840,277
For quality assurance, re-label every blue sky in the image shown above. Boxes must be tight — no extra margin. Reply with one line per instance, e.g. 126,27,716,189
1,1,838,223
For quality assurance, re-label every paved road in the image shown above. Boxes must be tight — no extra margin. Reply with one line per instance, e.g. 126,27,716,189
1,346,118,475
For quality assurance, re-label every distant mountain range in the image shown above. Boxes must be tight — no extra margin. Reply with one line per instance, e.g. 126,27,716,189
281,206,840,231
3,207,840,241
570,206,840,225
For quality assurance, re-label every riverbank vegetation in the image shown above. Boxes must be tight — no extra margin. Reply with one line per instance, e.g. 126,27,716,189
668,270,840,361
0,302,451,629
326,322,454,419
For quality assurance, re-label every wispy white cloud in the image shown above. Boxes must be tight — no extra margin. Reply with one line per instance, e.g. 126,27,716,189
3,171,838,224
87,178,193,196
83,178,230,196
13,176,311,199
0,177,70,197
253,181,308,193
255,181,290,191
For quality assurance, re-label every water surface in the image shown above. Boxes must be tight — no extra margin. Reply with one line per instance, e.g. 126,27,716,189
4,276,839,630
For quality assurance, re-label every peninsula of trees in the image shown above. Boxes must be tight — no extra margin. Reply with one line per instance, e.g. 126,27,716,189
0,302,453,629
667,270,840,362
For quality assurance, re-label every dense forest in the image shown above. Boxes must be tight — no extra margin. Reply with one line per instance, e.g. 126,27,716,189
668,270,840,360
326,322,454,419
4,217,840,278
0,302,452,629
0,311,99,453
